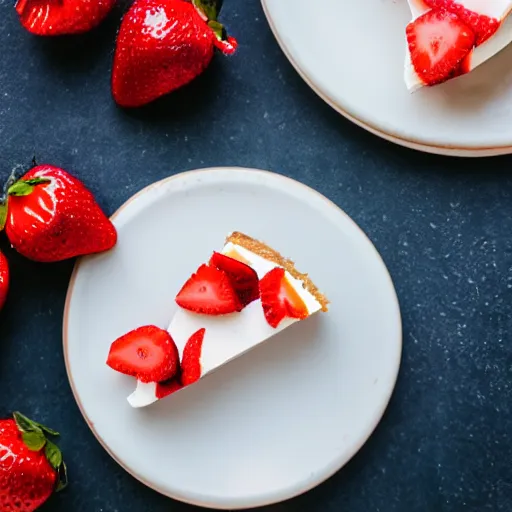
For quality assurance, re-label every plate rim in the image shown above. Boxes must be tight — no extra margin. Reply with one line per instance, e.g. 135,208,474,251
63,167,403,509
260,0,512,157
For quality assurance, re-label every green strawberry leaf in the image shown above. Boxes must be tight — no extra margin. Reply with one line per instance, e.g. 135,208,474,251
0,203,7,232
35,422,59,436
8,181,35,196
208,20,227,41
13,411,43,434
7,177,50,197
13,412,67,489
192,0,223,21
45,440,63,470
56,462,68,492
22,431,47,451
25,417,60,437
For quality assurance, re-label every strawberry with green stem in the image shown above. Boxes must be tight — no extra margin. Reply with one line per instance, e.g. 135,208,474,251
0,164,117,263
112,0,237,107
0,412,67,512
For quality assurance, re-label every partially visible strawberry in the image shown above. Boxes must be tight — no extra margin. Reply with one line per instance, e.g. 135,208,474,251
0,165,117,262
0,412,67,512
209,252,259,307
15,0,116,36
107,325,180,383
423,0,500,45
176,264,241,315
407,8,475,86
259,267,309,329
0,251,9,311
181,328,205,386
112,0,237,107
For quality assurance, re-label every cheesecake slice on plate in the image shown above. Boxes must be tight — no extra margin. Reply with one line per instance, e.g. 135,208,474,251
106,232,329,408
404,0,512,92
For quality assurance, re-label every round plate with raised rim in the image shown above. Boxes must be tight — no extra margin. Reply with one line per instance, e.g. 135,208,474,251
262,0,512,157
64,167,402,509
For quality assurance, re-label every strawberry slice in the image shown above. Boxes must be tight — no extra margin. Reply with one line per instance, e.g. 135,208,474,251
156,378,183,399
181,328,206,386
176,264,241,315
209,252,259,307
423,0,500,45
407,8,476,86
259,268,309,328
106,325,180,383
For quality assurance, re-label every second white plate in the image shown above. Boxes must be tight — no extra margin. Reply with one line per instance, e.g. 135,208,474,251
262,0,512,156
64,168,402,509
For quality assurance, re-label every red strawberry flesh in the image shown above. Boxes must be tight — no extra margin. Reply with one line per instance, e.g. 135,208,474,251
259,267,309,329
209,251,259,307
107,325,180,383
423,0,500,45
407,8,476,86
176,263,241,315
156,378,183,399
181,327,205,386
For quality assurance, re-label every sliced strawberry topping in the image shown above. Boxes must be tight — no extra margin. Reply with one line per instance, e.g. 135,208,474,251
259,268,309,329
156,378,183,399
423,0,500,45
176,264,241,315
209,252,259,307
407,8,476,86
106,325,180,383
181,328,205,386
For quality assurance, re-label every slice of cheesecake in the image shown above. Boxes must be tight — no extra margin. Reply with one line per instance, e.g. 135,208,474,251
106,232,329,408
404,0,512,92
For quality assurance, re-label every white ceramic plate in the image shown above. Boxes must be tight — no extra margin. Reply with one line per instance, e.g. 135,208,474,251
262,0,512,156
64,168,402,509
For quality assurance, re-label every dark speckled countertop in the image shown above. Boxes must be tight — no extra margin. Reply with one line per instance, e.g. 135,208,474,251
0,1,511,511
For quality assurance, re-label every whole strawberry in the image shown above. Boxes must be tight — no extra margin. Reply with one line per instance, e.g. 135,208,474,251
0,250,9,311
15,0,116,36
0,412,67,512
0,165,117,263
112,0,237,108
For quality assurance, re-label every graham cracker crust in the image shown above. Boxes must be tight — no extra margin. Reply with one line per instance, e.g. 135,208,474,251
226,232,330,312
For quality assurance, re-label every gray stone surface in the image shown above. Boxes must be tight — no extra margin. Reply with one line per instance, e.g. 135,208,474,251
0,1,511,511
